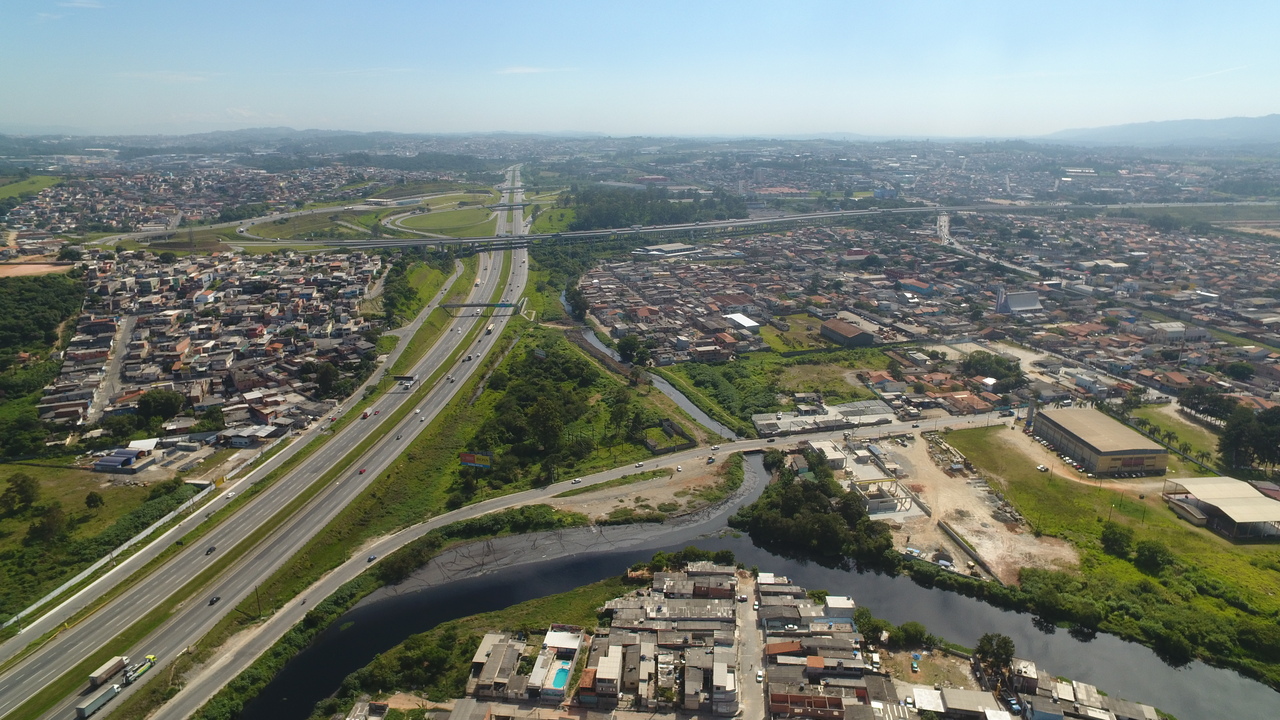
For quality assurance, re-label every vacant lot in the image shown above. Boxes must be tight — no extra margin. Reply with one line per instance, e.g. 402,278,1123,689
759,313,833,351
0,175,60,200
891,430,1079,583
777,363,875,403
547,463,723,521
0,263,72,277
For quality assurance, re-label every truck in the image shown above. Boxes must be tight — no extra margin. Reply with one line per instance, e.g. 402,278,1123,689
75,684,120,719
485,323,494,335
123,655,157,685
89,656,128,688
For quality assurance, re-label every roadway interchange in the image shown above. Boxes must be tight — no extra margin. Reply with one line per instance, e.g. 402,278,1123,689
0,250,526,720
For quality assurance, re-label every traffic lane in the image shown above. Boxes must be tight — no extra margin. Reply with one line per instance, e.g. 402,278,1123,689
0,256,505,713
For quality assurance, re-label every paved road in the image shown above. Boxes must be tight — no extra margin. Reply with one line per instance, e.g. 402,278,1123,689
0,251,522,720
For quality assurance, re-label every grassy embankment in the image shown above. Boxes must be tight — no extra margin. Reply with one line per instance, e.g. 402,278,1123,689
947,426,1280,688
758,312,836,352
1130,406,1221,476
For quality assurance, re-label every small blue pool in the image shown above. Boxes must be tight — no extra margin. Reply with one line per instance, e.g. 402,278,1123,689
552,666,570,689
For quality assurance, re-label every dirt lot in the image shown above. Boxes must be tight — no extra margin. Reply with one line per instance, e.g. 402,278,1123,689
887,429,1079,584
0,262,72,277
882,648,978,690
547,464,723,521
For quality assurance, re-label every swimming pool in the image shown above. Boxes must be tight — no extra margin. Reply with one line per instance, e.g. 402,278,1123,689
552,665,570,690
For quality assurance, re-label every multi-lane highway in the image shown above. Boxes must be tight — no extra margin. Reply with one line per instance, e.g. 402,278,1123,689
0,240,524,719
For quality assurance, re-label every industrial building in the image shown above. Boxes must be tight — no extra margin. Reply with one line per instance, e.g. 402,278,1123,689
1163,476,1280,540
1033,408,1167,476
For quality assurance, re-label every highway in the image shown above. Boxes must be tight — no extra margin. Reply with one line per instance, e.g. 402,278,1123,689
0,222,525,719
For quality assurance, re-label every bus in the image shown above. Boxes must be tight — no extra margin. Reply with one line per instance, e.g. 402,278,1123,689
485,323,495,335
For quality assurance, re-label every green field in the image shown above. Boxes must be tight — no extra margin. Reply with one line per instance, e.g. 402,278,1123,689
0,176,60,200
398,206,497,237
531,207,575,234
1116,204,1280,224
368,182,486,200
758,313,835,352
1131,406,1220,474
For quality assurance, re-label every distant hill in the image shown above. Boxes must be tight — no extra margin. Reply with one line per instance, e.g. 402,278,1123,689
1042,114,1280,147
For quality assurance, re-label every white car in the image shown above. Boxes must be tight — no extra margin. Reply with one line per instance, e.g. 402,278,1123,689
676,465,682,472
635,462,644,468
572,478,582,484
415,409,421,414
711,445,720,451
756,669,764,682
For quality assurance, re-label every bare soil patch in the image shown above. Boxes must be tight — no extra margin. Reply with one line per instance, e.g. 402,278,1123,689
889,430,1079,583
0,263,72,277
548,465,720,520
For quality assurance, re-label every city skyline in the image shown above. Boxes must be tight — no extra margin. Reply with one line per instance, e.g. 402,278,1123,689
4,0,1279,137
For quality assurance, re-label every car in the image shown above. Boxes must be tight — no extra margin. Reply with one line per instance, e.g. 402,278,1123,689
374,410,380,415
711,445,720,451
359,468,367,474
225,491,235,499
205,545,216,555
209,596,221,606
756,669,764,683
911,423,920,428
420,417,425,423
1037,465,1049,472
330,416,337,422
706,456,715,464
415,408,421,414
572,478,582,484
676,465,682,472
635,462,644,468
396,434,402,440
767,438,776,443
367,555,377,563
753,601,759,610
911,661,919,673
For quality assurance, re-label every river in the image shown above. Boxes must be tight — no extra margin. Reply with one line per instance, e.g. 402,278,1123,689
241,458,1279,720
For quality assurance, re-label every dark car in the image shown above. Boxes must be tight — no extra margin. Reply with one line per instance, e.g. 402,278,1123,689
367,555,377,563
205,546,216,556
208,596,221,606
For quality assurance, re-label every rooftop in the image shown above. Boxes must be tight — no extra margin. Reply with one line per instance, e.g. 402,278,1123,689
1038,407,1165,454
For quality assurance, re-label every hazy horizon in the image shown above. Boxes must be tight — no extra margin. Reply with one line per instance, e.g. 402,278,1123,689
4,0,1278,137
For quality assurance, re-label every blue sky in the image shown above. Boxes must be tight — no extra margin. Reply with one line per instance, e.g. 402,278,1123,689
3,0,1278,137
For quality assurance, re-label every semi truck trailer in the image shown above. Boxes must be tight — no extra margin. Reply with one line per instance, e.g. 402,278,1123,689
75,684,120,719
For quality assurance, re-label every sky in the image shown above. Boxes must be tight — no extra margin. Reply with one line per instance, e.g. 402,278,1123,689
3,0,1279,138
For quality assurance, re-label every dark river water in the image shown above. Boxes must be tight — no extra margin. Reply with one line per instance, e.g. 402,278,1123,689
242,455,1280,720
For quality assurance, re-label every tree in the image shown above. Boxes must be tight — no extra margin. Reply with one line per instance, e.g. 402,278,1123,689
1134,539,1174,573
617,335,642,364
974,632,1016,676
158,251,177,263
316,362,340,395
1222,362,1256,381
101,414,138,439
895,621,931,648
57,247,82,262
0,472,40,514
1100,521,1134,557
25,502,67,544
137,388,185,421
85,491,105,510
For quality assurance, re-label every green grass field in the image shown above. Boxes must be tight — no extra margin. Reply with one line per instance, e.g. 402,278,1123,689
0,176,60,200
758,313,835,352
531,208,575,233
1116,204,1280,224
398,206,497,237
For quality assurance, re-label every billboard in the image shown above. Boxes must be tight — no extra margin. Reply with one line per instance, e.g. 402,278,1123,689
459,452,493,469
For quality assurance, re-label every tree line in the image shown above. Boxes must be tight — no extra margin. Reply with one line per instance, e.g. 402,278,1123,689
562,186,747,231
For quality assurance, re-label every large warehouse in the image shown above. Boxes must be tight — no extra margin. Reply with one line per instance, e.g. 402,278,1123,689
1033,408,1167,476
1163,476,1280,540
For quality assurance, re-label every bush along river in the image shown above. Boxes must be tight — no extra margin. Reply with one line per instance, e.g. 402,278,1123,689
240,456,1279,720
